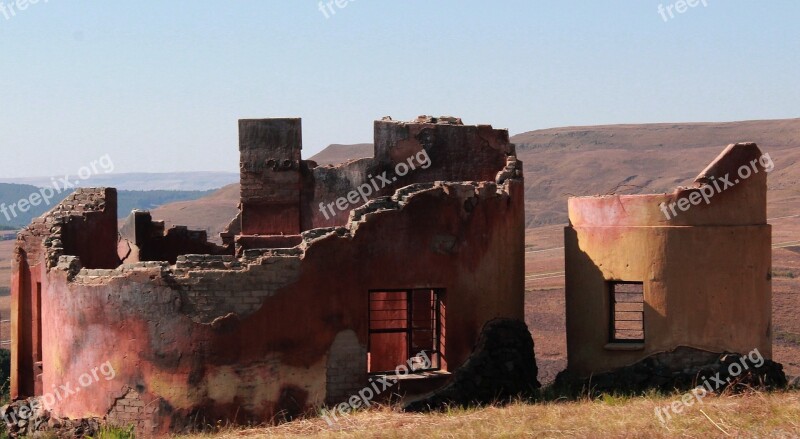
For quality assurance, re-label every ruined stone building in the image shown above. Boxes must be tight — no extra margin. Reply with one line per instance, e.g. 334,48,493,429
10,116,525,434
8,113,778,435
564,143,772,376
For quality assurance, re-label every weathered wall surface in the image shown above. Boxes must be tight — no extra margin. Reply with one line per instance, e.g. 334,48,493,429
564,143,772,377
250,117,515,235
38,180,523,434
119,210,230,265
11,188,119,399
239,119,303,236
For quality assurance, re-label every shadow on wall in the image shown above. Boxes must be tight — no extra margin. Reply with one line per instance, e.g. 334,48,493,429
563,227,606,372
0,349,10,397
564,142,773,378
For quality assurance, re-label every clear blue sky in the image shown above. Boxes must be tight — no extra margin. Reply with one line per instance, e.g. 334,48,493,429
1,1,798,178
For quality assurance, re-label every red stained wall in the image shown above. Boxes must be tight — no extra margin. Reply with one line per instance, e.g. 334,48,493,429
38,180,524,434
11,188,120,399
13,118,525,435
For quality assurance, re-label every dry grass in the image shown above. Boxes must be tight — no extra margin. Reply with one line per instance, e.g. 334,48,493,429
178,391,800,438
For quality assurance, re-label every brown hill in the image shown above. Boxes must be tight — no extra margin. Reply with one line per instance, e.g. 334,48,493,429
513,118,800,226
147,184,240,242
150,118,800,236
309,143,373,166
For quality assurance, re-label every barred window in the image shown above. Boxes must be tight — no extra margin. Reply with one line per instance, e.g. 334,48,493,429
368,289,444,374
609,282,644,343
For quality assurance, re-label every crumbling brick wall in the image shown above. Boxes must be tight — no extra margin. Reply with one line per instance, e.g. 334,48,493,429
299,116,516,231
239,118,303,236
106,388,159,435
232,116,518,244
119,211,230,265
325,330,367,405
177,253,302,322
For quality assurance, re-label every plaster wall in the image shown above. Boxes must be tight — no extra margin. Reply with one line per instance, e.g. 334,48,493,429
564,143,772,376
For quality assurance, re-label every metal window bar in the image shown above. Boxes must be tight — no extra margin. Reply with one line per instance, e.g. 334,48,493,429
368,289,442,374
609,282,644,343
410,289,441,371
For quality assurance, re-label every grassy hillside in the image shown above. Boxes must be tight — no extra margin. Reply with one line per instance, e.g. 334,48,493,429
0,184,216,228
512,118,800,226
0,183,43,228
311,143,373,166
153,118,800,235
148,185,240,242
117,190,215,219
0,172,239,192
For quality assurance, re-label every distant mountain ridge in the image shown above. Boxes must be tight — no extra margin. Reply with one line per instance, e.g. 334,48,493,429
147,118,800,236
512,118,800,151
511,118,800,225
0,172,240,192
0,183,214,228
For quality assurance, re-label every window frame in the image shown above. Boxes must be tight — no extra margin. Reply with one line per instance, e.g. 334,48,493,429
608,281,645,344
367,288,443,374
